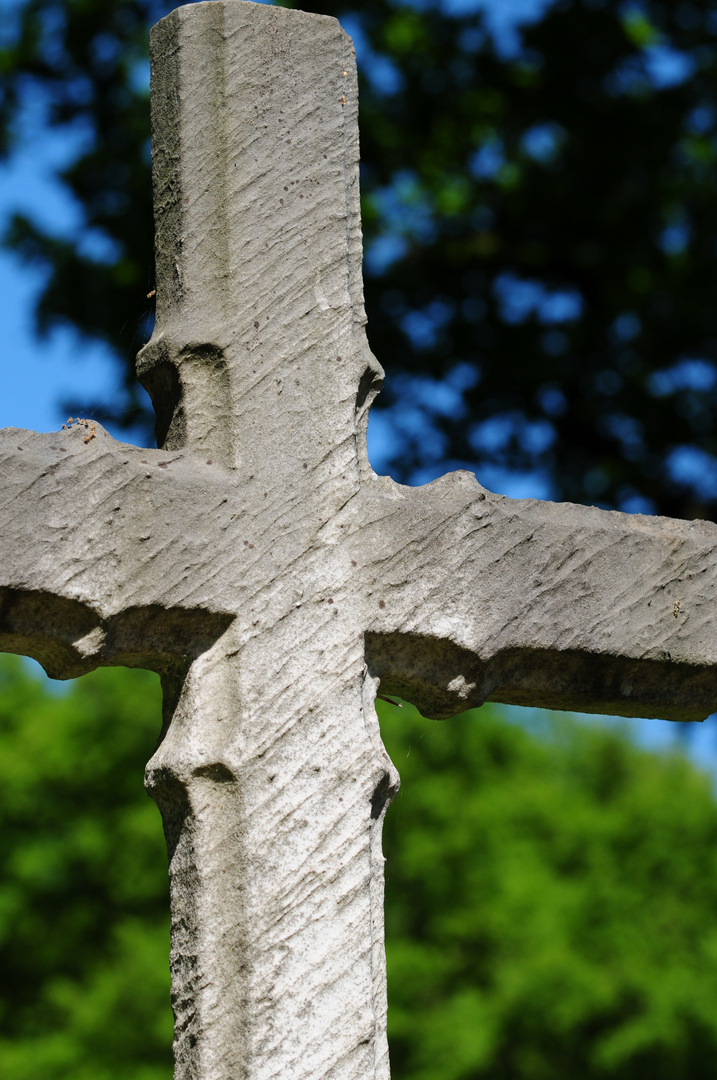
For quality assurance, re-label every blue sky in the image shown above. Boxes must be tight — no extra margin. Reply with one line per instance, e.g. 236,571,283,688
2,0,717,773
0,122,132,437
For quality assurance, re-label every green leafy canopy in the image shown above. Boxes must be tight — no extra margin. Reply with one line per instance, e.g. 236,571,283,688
0,657,172,1080
3,657,717,1078
379,696,717,1080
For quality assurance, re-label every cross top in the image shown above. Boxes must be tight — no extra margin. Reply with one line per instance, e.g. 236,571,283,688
1,3,717,1079
138,0,379,503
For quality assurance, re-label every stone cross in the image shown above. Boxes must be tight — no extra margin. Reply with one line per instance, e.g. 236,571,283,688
1,1,717,1077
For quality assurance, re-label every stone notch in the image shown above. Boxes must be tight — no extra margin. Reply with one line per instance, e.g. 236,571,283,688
1,4,717,1080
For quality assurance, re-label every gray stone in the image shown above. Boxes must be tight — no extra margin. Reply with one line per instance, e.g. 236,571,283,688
1,2,716,1078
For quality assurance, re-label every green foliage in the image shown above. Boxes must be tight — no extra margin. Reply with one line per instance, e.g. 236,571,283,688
0,656,172,1080
5,1,717,515
378,698,717,1079
3,660,717,1078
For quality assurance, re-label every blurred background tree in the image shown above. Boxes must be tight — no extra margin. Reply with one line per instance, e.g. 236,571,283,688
3,0,717,516
3,657,717,1079
0,659,171,1080
381,698,717,1080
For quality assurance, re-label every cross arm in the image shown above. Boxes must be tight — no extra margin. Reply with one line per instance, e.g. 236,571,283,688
0,425,236,678
350,472,717,722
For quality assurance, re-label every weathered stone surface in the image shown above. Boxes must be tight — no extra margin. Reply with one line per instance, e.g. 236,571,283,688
1,3,717,1079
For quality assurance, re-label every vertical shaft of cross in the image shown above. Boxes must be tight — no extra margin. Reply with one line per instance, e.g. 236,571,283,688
139,4,398,1078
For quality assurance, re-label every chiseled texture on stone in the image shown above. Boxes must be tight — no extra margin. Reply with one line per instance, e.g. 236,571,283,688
1,3,717,1079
